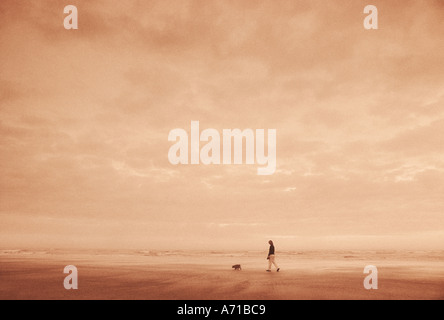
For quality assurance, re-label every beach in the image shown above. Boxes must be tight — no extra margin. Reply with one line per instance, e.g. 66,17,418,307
1,249,443,300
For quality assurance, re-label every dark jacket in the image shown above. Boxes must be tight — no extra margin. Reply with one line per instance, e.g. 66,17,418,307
268,245,275,256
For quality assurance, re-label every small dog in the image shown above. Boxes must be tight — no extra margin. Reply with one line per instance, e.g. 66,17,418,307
232,264,242,271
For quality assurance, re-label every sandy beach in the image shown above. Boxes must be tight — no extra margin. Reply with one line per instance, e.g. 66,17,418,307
1,249,443,300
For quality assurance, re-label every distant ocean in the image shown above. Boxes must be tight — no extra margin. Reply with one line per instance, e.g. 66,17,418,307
1,248,443,271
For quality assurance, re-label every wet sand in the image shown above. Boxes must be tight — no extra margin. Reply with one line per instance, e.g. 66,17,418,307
1,250,443,299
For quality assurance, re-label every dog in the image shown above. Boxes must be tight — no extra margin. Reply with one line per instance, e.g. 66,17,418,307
232,264,242,271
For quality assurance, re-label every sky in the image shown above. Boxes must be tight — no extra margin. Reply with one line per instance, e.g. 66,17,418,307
0,0,443,251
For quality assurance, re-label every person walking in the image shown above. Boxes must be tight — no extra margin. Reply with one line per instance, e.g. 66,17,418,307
266,240,280,272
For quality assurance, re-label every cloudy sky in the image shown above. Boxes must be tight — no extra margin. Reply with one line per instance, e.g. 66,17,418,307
1,0,443,250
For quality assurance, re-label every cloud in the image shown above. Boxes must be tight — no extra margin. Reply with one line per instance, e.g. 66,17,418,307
381,119,444,156
0,0,443,250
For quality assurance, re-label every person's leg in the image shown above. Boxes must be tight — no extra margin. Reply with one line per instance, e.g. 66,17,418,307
273,257,279,269
271,255,280,271
267,254,274,270
269,255,275,269
273,259,279,270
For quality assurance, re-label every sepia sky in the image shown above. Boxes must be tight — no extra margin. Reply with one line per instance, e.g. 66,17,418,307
1,0,443,250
